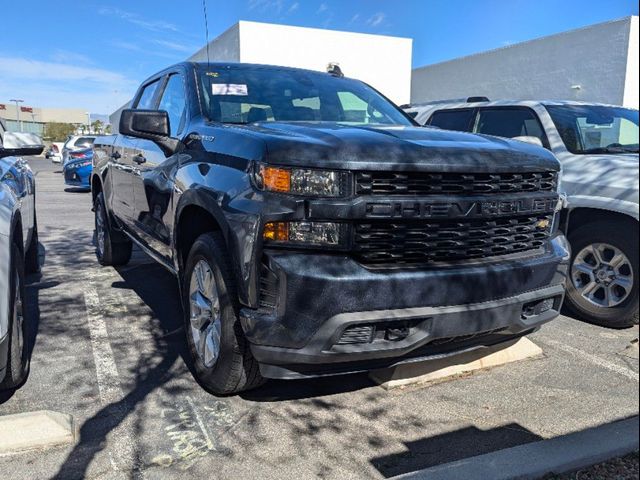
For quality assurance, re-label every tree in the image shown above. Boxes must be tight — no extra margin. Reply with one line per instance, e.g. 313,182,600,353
43,122,76,142
91,119,104,134
104,124,112,134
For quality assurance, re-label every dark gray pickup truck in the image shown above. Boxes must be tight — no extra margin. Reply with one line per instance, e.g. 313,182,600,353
91,62,570,394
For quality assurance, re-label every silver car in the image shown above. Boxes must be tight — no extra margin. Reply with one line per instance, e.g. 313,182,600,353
0,119,42,391
405,99,639,327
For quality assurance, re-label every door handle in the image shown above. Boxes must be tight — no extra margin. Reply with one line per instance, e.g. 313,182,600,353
133,154,147,165
110,151,121,160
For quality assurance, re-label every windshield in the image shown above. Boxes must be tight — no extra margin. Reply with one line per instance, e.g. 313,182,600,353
545,104,639,154
197,65,412,126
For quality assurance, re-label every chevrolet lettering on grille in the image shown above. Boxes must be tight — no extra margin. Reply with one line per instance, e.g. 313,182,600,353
364,196,558,219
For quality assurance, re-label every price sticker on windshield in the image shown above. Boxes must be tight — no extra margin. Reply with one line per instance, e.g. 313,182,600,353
211,84,248,96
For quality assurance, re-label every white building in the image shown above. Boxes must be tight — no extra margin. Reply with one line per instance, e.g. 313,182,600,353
189,21,413,106
411,16,639,109
111,22,412,131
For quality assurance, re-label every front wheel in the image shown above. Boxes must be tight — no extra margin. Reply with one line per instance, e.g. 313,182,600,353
564,220,638,328
0,245,30,390
182,232,264,395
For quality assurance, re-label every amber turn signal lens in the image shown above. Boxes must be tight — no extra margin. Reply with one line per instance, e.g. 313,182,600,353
263,222,289,242
261,166,291,193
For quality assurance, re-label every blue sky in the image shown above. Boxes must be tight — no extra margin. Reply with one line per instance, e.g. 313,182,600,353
0,0,637,114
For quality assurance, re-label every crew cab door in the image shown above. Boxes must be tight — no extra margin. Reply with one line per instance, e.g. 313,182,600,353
130,72,187,261
113,78,163,231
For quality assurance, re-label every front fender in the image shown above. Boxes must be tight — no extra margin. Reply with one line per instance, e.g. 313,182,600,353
567,194,639,222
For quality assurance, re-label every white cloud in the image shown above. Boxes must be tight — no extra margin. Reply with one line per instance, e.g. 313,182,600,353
349,13,361,24
287,2,299,13
50,50,93,65
109,40,183,60
248,0,285,13
316,3,328,14
0,56,138,114
98,7,178,32
366,12,386,27
151,39,198,53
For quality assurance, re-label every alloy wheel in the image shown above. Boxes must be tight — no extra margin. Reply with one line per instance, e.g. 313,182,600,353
188,259,222,368
571,242,634,308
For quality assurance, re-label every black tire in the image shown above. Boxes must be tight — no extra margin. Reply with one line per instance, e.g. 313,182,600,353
182,232,264,395
0,244,30,390
25,215,40,274
564,220,639,328
94,192,132,266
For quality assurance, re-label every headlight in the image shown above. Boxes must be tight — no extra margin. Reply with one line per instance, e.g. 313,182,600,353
255,164,347,197
263,221,346,247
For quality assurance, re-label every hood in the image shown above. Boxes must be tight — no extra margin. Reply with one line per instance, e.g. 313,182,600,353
226,122,560,173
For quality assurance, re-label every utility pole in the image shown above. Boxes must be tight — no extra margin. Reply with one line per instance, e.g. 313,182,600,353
10,99,24,132
86,112,91,134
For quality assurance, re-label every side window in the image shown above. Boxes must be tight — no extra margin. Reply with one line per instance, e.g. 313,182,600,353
135,80,161,110
158,74,187,137
428,109,475,132
475,108,548,146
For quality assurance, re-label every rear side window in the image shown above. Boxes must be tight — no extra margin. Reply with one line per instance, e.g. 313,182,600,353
475,108,547,145
75,137,95,147
135,80,161,109
428,109,475,132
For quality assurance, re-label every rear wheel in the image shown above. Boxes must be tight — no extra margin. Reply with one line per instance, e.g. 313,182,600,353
565,220,638,328
182,232,264,395
0,245,30,390
94,193,132,266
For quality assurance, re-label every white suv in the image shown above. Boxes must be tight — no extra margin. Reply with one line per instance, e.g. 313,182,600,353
405,99,639,328
61,135,97,166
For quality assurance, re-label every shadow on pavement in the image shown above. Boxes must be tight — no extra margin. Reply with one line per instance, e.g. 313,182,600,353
370,423,543,478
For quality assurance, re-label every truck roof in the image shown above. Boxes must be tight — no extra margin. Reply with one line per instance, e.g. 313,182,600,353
406,99,636,111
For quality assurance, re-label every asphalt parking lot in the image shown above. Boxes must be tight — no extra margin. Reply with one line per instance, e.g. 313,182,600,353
0,157,638,480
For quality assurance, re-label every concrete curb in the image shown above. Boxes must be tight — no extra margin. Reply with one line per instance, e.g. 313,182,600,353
0,410,76,455
391,416,639,480
370,337,543,389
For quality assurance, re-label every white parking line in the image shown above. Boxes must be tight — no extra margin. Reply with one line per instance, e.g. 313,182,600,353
84,285,140,476
84,287,123,404
546,339,639,382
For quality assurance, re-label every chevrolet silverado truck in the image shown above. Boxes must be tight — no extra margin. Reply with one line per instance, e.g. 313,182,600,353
405,99,639,327
91,62,569,394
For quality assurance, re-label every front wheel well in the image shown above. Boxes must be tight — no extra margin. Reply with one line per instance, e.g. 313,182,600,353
176,205,224,272
567,208,638,235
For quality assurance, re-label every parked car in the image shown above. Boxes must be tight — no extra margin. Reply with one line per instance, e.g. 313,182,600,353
92,62,569,394
0,119,42,391
62,147,93,190
404,99,639,327
62,135,96,167
46,142,65,163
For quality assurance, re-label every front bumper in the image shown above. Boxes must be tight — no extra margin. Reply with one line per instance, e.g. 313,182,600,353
241,234,570,379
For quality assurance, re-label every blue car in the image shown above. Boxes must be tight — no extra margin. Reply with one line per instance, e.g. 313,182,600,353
63,147,92,190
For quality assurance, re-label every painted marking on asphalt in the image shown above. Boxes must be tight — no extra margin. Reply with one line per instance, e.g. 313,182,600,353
84,286,124,404
186,396,215,451
84,285,140,476
546,339,639,382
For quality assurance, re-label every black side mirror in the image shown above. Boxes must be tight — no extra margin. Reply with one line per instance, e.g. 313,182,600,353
0,131,45,159
119,109,181,156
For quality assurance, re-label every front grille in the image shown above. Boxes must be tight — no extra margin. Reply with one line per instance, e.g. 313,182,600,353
353,214,552,266
356,171,557,196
